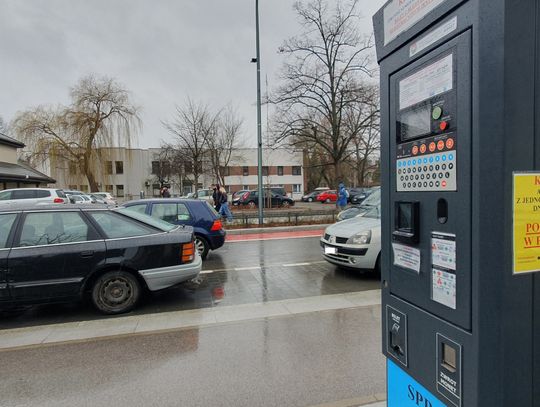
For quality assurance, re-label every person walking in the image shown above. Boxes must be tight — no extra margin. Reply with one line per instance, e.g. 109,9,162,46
218,186,233,222
212,184,222,212
337,182,348,210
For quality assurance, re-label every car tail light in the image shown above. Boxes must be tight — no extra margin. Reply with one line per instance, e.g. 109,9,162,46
53,198,65,203
211,219,223,231
182,242,195,263
242,192,250,200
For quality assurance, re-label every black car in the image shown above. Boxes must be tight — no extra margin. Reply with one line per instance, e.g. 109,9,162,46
237,190,294,208
122,199,226,259
0,204,201,314
349,188,374,204
301,191,321,202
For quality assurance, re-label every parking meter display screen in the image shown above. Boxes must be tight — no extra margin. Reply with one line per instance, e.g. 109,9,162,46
397,203,413,231
399,105,431,141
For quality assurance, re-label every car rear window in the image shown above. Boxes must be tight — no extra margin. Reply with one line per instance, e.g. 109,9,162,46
89,210,164,239
115,207,176,232
35,190,51,198
56,190,67,198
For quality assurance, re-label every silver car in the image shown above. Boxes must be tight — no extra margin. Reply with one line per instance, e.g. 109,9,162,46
0,188,67,205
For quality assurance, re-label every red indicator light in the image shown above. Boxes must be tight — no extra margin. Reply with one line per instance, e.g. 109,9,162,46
446,138,454,149
439,121,448,131
429,142,436,152
412,146,419,155
437,140,445,151
420,144,427,154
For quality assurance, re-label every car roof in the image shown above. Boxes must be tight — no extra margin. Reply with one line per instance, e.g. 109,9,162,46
0,203,109,212
123,198,202,205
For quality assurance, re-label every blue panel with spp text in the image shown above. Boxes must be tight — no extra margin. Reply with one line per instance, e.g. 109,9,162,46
388,360,447,407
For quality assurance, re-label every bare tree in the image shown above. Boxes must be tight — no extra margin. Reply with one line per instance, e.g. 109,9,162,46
207,105,244,186
12,75,140,191
162,98,219,191
0,116,8,135
271,0,378,189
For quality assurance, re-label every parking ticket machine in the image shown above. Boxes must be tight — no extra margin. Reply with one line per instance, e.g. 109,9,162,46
374,1,540,406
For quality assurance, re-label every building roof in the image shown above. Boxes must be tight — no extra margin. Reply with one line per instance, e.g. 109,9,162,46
0,133,25,148
0,161,55,184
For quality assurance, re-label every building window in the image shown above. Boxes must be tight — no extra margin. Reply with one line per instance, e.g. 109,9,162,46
115,161,124,174
262,166,269,176
79,185,89,193
151,161,160,175
105,185,114,193
105,161,113,175
68,162,77,175
152,183,161,197
221,166,230,176
292,166,302,176
184,161,193,174
116,185,124,197
277,166,284,176
68,185,77,190
293,184,302,193
243,166,249,176
243,185,249,190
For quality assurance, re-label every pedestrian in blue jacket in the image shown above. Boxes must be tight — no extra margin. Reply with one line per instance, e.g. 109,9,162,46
337,182,348,210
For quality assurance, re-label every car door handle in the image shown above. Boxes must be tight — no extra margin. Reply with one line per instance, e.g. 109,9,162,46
80,250,94,258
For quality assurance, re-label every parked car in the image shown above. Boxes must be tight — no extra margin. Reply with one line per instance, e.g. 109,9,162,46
91,192,117,205
0,204,201,314
194,189,213,202
350,187,378,205
321,188,380,271
316,190,338,203
122,198,226,259
236,190,294,208
232,190,251,206
337,188,381,221
0,188,67,205
301,191,322,202
320,205,381,272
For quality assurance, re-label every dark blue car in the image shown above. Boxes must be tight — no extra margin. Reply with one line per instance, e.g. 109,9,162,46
122,199,226,259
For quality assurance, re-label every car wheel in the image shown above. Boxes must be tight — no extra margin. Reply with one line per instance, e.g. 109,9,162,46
195,235,210,259
325,198,331,203
308,197,313,202
91,271,140,315
374,254,381,276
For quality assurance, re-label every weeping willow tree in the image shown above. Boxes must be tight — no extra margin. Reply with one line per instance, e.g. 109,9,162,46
13,75,140,192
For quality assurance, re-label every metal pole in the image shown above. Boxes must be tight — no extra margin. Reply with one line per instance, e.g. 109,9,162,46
255,0,264,224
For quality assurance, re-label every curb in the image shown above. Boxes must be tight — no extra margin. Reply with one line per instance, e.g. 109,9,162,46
226,224,330,235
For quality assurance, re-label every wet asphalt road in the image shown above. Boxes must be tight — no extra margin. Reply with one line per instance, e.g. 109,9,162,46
0,236,380,329
0,306,385,407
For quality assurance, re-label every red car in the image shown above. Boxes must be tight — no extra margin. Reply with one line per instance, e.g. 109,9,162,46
316,190,337,203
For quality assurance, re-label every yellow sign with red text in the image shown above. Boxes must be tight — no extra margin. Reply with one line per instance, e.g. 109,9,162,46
513,173,540,274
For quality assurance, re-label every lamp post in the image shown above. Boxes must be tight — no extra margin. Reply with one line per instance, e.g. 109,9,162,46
252,0,264,225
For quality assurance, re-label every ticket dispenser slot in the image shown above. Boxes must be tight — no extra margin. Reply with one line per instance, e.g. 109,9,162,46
393,201,420,243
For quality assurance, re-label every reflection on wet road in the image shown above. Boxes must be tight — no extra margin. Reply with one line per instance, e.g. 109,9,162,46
0,237,380,329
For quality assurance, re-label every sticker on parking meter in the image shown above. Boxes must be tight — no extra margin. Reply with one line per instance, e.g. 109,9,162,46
432,232,456,271
513,172,540,274
399,54,453,110
383,0,447,45
392,242,421,273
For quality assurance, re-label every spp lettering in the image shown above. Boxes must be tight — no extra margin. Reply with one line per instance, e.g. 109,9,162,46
408,385,433,407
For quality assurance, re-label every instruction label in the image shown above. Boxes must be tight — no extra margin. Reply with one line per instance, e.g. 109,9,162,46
400,53,453,110
432,232,456,309
384,0,447,45
410,16,457,57
513,172,540,274
392,242,421,273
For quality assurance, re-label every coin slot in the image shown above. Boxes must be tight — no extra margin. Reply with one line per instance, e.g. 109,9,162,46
442,343,457,373
437,198,448,224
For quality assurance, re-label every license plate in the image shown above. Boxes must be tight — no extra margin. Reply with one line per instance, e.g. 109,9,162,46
324,246,337,254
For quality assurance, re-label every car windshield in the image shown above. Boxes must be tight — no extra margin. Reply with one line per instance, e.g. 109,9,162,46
359,188,380,207
362,205,380,219
115,207,177,232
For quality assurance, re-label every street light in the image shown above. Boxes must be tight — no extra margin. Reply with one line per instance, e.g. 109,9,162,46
251,0,264,225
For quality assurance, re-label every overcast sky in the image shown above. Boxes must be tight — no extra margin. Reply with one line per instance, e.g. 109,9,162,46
0,0,385,149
